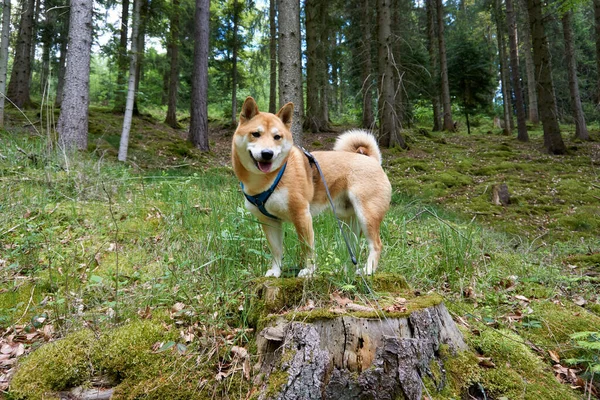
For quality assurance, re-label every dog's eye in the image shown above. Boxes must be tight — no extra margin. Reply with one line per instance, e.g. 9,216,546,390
274,135,282,141
251,132,260,138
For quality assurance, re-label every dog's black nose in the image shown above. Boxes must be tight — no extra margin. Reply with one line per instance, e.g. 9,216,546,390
261,149,274,160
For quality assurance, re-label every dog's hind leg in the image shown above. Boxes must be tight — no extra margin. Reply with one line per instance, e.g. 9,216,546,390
262,220,283,277
350,197,385,276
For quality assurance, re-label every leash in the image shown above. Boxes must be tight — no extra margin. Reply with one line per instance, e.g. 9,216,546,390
297,146,358,266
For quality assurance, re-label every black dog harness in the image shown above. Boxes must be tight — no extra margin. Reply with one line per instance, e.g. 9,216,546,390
240,162,287,220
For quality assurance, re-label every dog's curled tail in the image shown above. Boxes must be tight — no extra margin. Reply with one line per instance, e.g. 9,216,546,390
333,129,382,164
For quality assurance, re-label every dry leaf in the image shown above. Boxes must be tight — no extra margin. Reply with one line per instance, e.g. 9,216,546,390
330,292,353,308
346,303,375,313
514,295,530,302
477,356,496,368
548,350,560,364
572,296,587,306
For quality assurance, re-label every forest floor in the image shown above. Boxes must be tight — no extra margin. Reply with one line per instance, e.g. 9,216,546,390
1,107,600,399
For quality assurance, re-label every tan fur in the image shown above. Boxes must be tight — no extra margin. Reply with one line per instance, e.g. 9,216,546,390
232,97,392,277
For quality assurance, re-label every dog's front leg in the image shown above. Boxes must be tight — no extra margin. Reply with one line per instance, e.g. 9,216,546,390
293,209,316,277
261,220,283,277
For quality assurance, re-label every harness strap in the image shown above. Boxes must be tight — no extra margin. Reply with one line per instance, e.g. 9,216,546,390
240,162,287,220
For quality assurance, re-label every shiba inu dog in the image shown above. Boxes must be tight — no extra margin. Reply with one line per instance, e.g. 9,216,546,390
232,96,391,278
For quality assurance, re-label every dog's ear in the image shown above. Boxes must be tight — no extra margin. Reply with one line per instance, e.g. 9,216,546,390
276,102,294,128
240,97,259,124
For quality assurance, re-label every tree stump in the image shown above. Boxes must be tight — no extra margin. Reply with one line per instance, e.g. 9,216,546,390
250,276,466,400
492,183,510,206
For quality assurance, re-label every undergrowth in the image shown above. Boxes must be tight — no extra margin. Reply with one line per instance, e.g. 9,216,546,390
1,108,600,398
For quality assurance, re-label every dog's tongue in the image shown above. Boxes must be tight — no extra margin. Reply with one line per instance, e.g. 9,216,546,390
258,162,272,173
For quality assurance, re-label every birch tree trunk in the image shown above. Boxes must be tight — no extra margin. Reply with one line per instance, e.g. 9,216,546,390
56,0,93,151
188,0,210,150
0,0,10,128
268,0,277,114
518,0,538,124
426,0,442,132
505,0,528,141
561,10,589,141
435,0,454,131
277,0,303,144
164,0,181,129
7,0,35,109
526,0,565,154
118,0,141,162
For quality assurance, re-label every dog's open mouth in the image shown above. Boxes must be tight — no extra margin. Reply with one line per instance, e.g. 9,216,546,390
249,152,273,173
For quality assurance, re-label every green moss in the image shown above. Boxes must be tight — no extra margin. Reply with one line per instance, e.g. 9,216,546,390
422,171,472,188
10,330,96,399
565,253,600,267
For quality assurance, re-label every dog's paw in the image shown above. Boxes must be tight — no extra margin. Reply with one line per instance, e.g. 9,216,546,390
265,268,281,278
297,267,315,278
356,266,373,276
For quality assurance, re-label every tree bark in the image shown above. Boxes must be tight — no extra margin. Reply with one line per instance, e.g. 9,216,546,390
113,0,129,113
255,302,466,400
133,0,148,116
435,0,454,131
118,0,141,162
231,0,240,126
561,10,589,141
505,0,528,141
526,0,565,154
268,0,277,114
164,0,181,128
426,0,442,131
377,0,404,148
595,0,600,107
188,0,210,151
7,0,35,109
56,0,93,151
55,18,68,108
360,0,375,130
277,0,303,144
317,2,329,127
518,0,538,124
495,0,512,135
0,0,10,128
304,0,326,132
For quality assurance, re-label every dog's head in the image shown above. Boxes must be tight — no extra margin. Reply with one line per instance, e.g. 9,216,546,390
233,97,294,174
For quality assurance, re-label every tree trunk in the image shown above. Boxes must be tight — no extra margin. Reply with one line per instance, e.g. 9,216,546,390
55,19,68,108
277,0,303,144
268,0,277,114
188,0,209,151
392,0,404,130
526,0,565,154
118,0,141,162
435,0,454,131
317,2,329,127
113,0,129,113
39,0,56,101
7,0,35,109
231,0,240,126
377,0,404,148
505,0,528,141
426,0,442,131
164,0,181,128
0,0,10,128
495,0,512,136
595,0,600,107
561,10,589,141
56,0,93,152
304,0,325,132
518,0,538,124
133,0,148,116
360,0,375,130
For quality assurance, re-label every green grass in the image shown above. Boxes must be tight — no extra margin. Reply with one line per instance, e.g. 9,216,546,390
2,108,600,398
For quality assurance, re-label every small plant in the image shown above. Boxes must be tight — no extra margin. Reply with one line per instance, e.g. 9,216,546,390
566,331,600,377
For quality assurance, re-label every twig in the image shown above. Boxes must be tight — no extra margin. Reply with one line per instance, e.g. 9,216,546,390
14,285,36,325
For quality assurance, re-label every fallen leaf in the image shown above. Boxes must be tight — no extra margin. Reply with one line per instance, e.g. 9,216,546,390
548,350,560,364
572,296,587,306
346,303,375,313
477,356,496,368
514,295,530,302
330,292,353,308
